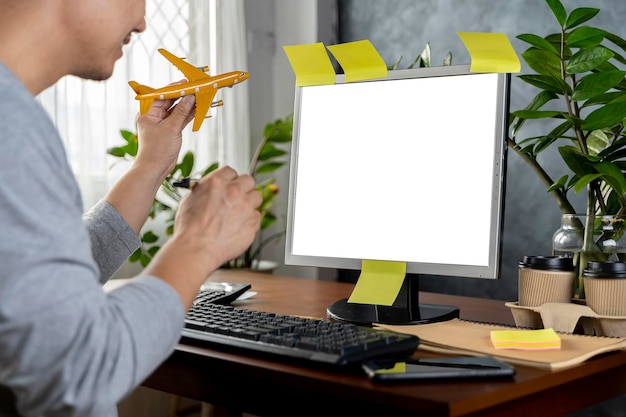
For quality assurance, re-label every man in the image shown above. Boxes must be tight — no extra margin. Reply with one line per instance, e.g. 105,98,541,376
0,0,262,415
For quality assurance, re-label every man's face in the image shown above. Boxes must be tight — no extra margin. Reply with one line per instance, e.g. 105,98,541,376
63,0,147,81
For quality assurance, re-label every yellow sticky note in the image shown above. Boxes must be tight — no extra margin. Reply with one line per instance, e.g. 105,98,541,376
375,362,407,374
348,260,406,306
326,40,388,82
490,328,561,350
457,32,521,73
282,42,336,86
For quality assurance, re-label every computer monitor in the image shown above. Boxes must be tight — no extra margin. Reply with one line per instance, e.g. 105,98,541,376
284,64,510,326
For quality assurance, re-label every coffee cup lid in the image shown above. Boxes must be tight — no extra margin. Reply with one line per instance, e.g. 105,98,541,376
583,261,626,278
519,255,575,271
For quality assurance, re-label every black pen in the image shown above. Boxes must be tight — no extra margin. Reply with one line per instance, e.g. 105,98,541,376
172,178,199,190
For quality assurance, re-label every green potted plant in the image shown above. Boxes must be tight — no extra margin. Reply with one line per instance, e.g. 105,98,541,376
107,114,293,269
509,0,626,297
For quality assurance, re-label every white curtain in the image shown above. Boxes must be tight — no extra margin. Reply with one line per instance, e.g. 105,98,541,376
37,0,250,209
190,0,250,173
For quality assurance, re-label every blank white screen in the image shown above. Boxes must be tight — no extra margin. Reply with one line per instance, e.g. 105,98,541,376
290,72,501,268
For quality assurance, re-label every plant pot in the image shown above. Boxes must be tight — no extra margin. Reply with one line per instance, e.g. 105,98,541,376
249,260,279,273
553,214,626,299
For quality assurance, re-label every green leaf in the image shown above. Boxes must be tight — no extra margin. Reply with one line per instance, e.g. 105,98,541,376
120,129,137,144
517,34,558,55
533,134,560,154
511,110,562,119
129,249,142,263
533,122,573,154
546,0,567,27
147,246,160,257
595,161,626,194
606,47,626,66
606,33,626,55
571,70,626,101
574,173,603,193
522,48,562,77
517,74,566,94
511,90,558,136
141,230,159,244
178,151,195,177
566,26,606,48
600,138,626,160
566,46,614,74
582,102,626,130
260,212,277,230
587,129,610,156
266,125,293,143
548,175,569,192
255,161,284,175
408,43,430,69
559,146,592,177
106,146,127,158
388,55,402,70
565,8,600,30
201,162,220,176
258,143,287,161
582,91,626,108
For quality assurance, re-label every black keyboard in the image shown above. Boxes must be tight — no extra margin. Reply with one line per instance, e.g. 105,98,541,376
193,281,251,306
182,303,420,366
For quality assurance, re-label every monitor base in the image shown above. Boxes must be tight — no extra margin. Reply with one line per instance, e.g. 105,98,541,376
327,298,459,326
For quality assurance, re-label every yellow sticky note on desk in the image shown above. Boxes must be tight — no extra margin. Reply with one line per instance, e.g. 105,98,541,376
348,260,406,306
283,42,336,86
375,362,407,374
458,32,521,73
490,328,561,350
326,40,388,82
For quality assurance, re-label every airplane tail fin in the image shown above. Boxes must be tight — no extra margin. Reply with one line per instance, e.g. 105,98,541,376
128,81,155,114
128,80,155,95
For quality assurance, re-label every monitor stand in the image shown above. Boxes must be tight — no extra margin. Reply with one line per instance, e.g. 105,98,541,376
326,274,459,326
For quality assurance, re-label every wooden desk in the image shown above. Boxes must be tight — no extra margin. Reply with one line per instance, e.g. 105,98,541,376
143,270,626,417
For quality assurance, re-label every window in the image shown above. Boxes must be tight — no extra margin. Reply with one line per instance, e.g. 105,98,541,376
38,0,250,210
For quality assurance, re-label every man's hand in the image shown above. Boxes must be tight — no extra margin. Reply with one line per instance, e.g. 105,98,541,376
144,166,263,309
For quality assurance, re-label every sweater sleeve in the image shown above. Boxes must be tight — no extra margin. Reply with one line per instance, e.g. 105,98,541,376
83,199,142,284
0,63,186,417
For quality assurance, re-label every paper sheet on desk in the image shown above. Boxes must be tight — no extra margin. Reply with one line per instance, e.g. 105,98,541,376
375,319,626,370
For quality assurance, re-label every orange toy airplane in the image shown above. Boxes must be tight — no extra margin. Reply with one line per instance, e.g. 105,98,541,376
129,48,250,131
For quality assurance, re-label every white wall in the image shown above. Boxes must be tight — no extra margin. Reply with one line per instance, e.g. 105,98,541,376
244,0,338,280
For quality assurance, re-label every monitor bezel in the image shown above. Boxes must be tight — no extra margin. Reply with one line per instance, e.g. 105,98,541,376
284,64,510,280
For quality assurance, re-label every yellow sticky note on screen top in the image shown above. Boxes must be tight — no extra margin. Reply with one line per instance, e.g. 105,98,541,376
283,42,336,86
490,328,561,350
457,32,521,73
326,40,388,82
348,260,406,306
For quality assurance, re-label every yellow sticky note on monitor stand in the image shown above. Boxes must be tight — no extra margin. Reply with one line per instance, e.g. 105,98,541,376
457,32,521,73
348,260,406,306
282,42,336,86
326,39,388,82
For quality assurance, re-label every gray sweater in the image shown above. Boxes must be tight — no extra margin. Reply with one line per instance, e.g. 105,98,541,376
0,62,185,416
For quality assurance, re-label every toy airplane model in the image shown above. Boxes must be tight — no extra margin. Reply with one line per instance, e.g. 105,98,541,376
129,48,250,132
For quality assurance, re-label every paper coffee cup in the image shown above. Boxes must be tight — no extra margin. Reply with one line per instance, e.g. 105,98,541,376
518,256,575,307
583,261,626,316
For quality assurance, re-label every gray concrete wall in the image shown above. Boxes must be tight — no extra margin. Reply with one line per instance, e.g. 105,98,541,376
338,0,625,301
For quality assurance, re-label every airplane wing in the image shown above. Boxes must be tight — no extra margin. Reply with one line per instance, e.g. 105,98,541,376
192,89,219,132
158,48,209,82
